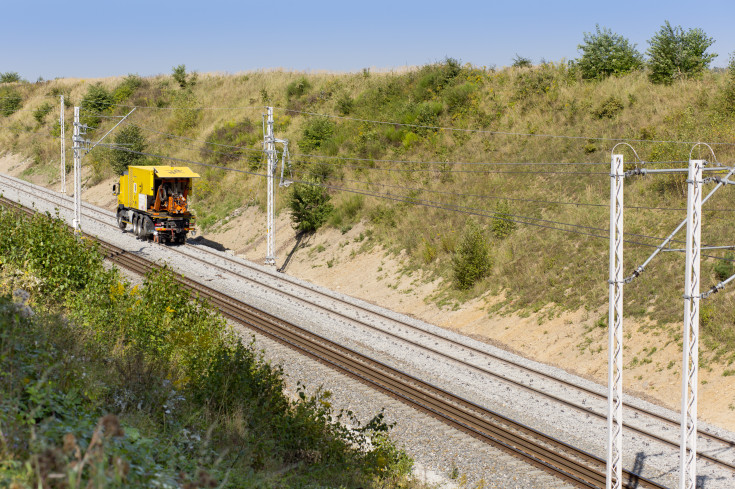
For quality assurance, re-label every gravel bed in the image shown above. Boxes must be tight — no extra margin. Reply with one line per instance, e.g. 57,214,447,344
5,174,735,488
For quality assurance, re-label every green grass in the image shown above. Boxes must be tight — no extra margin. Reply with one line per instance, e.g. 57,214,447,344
2,62,735,365
0,207,415,489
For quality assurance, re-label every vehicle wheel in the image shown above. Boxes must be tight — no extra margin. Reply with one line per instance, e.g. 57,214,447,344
133,215,140,237
117,212,127,230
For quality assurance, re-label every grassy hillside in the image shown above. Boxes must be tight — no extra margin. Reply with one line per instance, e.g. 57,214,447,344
2,60,735,367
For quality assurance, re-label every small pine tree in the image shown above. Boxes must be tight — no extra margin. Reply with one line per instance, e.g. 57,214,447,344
288,179,333,233
111,126,147,175
452,220,492,290
491,201,516,239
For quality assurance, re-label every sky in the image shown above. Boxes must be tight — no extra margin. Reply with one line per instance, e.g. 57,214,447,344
3,0,735,80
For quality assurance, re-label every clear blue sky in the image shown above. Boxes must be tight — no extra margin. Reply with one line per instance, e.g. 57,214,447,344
3,0,735,80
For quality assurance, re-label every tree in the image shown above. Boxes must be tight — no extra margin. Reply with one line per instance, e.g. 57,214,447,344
172,64,197,89
0,72,21,83
512,54,532,69
111,125,147,175
288,179,333,233
576,25,643,80
646,21,716,84
452,220,492,289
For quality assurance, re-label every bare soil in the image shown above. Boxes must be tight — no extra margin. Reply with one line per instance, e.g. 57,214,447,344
3,152,733,432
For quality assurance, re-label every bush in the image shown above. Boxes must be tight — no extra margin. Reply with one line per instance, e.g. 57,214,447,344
719,53,735,116
286,76,312,99
0,71,21,83
113,73,143,103
201,118,258,164
172,64,196,89
592,95,625,119
452,220,492,289
413,57,462,100
714,253,734,281
111,125,147,175
299,117,335,152
576,25,643,79
288,179,333,233
335,93,354,115
0,88,22,116
32,102,53,125
512,55,532,68
491,201,516,239
647,21,717,84
80,83,113,127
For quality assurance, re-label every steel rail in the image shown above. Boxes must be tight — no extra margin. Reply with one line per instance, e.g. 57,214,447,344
0,195,670,489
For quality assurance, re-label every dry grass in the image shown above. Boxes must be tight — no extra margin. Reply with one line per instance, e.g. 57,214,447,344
2,63,735,367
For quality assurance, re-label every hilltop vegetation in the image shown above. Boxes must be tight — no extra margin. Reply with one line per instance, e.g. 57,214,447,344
2,50,735,369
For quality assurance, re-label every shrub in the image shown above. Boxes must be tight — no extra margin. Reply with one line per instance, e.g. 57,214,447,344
111,125,147,175
33,102,53,125
172,64,196,89
592,95,624,118
0,87,22,116
336,93,354,115
288,178,334,233
444,82,476,113
299,117,335,152
168,90,202,134
452,220,492,289
512,55,532,68
0,71,21,83
286,76,311,99
491,201,516,239
719,53,735,116
113,73,143,103
647,21,717,84
413,57,462,100
576,25,643,80
714,253,734,281
80,83,113,127
201,118,258,164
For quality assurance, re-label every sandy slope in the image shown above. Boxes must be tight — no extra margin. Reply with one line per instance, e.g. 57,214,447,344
2,152,733,432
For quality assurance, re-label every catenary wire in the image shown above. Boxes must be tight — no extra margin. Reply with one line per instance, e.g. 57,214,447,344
274,107,735,147
98,144,735,255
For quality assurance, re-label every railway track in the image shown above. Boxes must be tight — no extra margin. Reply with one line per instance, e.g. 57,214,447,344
3,174,733,474
0,195,670,489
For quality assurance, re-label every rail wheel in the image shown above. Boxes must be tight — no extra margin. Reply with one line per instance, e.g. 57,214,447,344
117,211,127,230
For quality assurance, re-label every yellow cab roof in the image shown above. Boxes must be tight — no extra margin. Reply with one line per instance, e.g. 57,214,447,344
129,166,200,178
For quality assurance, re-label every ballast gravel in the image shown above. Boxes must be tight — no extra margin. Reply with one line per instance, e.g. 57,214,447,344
4,174,735,488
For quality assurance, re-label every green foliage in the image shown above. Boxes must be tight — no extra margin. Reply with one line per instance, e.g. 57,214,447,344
452,220,492,289
576,25,643,79
718,53,735,116
32,102,53,125
288,179,334,233
512,55,532,68
336,93,354,115
0,208,412,487
81,83,113,126
0,87,22,116
592,95,624,118
111,125,147,175
299,117,335,152
491,201,516,239
201,118,258,164
714,253,734,281
168,90,201,134
286,76,312,99
112,74,142,103
414,57,462,100
0,71,21,83
444,82,476,113
647,21,717,84
171,64,196,89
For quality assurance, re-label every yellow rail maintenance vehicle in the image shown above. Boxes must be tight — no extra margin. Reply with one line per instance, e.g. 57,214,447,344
112,166,200,244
